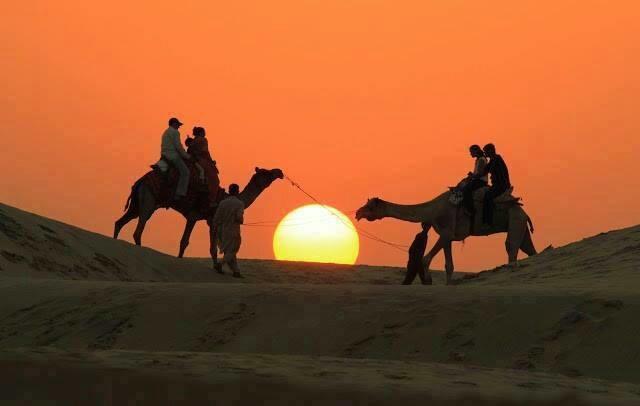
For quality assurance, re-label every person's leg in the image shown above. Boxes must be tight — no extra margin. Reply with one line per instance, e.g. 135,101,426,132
483,186,506,225
224,252,243,278
483,187,497,225
417,265,427,284
173,158,190,197
464,179,484,214
402,262,418,285
229,258,243,278
463,184,474,214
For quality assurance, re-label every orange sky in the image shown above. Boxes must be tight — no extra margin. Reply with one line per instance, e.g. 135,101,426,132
2,1,639,271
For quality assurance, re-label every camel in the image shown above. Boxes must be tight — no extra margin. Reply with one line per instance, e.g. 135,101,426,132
114,167,283,267
355,189,536,285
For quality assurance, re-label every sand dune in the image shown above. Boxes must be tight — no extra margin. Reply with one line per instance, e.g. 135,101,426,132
464,226,640,289
1,202,639,404
0,203,405,284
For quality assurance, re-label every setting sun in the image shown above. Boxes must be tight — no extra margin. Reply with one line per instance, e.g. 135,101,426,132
273,204,359,265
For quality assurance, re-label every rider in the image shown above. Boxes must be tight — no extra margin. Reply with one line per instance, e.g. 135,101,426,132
482,143,511,226
187,126,220,208
159,117,191,201
462,144,488,216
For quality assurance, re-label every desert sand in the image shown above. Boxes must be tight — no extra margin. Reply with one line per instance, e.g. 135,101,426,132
0,201,639,405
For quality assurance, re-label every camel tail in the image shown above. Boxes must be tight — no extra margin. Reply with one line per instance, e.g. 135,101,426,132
527,216,534,233
124,179,141,211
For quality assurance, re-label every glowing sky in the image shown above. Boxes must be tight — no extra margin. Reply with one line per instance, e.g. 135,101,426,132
2,1,639,270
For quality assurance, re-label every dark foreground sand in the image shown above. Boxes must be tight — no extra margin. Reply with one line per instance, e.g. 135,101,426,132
1,202,639,405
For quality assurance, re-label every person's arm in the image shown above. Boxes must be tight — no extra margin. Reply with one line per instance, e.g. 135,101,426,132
172,131,191,160
212,206,222,226
482,160,492,176
236,206,244,225
474,158,487,177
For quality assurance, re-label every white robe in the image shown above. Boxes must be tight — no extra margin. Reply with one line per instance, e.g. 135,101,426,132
156,127,190,172
213,196,244,257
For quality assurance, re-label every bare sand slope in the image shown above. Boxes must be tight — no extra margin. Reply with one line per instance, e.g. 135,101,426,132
2,348,639,406
0,203,405,284
0,279,638,384
464,225,640,289
1,202,639,404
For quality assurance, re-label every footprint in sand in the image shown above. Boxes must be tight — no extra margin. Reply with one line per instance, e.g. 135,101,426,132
1,251,26,263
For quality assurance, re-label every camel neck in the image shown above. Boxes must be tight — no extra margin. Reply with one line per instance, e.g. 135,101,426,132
381,193,448,225
238,180,264,209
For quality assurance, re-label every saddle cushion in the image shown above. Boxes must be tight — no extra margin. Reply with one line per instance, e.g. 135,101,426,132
472,186,520,204
141,162,209,209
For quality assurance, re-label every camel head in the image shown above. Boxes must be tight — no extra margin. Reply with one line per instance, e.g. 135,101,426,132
249,167,284,190
355,198,385,222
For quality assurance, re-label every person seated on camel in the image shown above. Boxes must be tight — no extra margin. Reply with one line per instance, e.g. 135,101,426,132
156,117,191,202
461,144,488,216
186,126,220,208
185,136,205,183
482,143,511,226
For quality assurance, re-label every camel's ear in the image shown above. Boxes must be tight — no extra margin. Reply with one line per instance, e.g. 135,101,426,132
255,167,259,173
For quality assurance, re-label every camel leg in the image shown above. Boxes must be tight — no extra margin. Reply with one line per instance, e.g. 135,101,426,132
402,266,418,285
133,186,156,246
505,209,528,265
178,214,198,258
520,229,537,257
505,229,525,265
422,237,444,285
443,240,454,285
114,207,137,239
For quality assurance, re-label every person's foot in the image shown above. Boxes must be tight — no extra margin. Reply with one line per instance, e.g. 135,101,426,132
214,263,224,274
232,272,244,279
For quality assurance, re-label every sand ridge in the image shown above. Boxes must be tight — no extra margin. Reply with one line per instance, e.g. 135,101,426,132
1,201,640,404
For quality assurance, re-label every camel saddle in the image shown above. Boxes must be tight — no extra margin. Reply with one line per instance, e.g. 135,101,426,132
449,179,521,207
472,186,521,205
448,184,523,235
139,159,209,209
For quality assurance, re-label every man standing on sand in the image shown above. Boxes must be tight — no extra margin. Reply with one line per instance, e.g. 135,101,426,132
158,117,191,201
402,222,431,285
213,184,245,278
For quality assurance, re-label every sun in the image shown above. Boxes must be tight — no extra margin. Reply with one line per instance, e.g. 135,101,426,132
273,204,359,265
